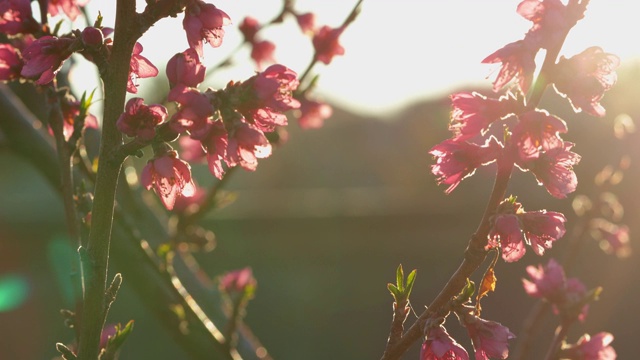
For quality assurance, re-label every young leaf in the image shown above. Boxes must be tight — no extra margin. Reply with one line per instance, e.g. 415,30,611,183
405,269,417,299
396,264,404,292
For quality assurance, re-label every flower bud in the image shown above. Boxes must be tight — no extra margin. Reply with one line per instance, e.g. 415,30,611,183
81,27,104,48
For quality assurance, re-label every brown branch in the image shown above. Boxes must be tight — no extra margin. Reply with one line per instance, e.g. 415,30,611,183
381,159,515,360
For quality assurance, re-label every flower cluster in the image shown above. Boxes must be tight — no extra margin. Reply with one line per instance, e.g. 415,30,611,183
488,198,566,262
422,3,622,359
239,16,276,70
522,259,590,321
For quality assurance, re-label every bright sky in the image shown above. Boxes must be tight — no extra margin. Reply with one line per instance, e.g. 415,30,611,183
88,0,639,117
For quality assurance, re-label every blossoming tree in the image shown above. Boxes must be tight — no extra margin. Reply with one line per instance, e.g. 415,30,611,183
0,0,631,359
1,0,359,358
380,1,624,359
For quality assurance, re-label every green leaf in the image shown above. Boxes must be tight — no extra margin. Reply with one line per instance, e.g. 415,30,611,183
94,12,104,28
456,279,475,304
99,320,134,360
396,264,404,292
405,269,417,299
387,283,400,300
80,89,97,115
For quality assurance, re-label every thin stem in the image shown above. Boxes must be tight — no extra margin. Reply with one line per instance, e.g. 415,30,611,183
543,321,571,360
298,0,363,85
381,159,515,360
76,0,138,358
512,301,551,360
48,90,82,249
1,86,240,359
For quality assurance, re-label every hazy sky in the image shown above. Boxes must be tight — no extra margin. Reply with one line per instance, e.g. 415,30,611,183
89,0,639,117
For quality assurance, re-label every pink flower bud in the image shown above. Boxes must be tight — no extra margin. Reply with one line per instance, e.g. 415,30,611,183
312,25,345,65
250,40,276,70
239,16,260,43
81,27,104,48
166,48,206,89
219,267,256,294
295,12,316,35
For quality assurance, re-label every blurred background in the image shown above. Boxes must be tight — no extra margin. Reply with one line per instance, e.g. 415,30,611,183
1,0,640,359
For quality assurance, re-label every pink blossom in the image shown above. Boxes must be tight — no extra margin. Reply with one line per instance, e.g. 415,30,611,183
168,85,213,133
517,0,581,49
141,150,195,211
449,92,520,141
521,210,566,256
116,97,168,141
430,137,502,194
519,141,581,198
0,0,40,35
295,12,316,35
225,121,271,171
0,43,23,81
489,213,527,262
239,16,260,43
421,326,469,360
48,0,89,21
297,98,333,129
462,316,515,360
252,64,301,112
237,64,300,131
191,120,228,179
488,200,566,262
128,42,158,93
483,39,538,93
219,267,256,294
561,333,616,360
166,48,206,89
552,47,620,117
523,259,589,321
511,109,567,161
522,258,566,301
20,36,75,85
183,0,231,58
250,40,276,70
313,25,345,65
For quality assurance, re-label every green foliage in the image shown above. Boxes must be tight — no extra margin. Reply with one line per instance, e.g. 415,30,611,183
387,264,417,304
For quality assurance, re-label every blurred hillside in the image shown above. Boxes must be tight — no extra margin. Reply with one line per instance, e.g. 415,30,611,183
1,61,640,359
